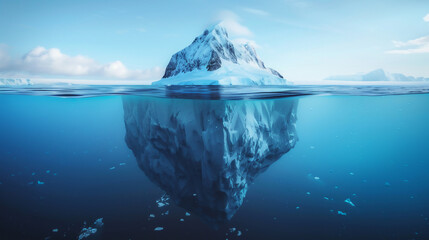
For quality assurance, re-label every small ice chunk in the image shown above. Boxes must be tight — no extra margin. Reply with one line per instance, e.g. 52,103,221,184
229,228,236,233
185,212,191,216
349,172,355,176
337,211,347,216
154,227,164,231
46,170,50,174
296,206,300,209
193,193,197,197
323,197,329,200
52,229,58,232
157,203,165,207
306,192,311,195
344,198,355,207
119,163,126,166
109,167,116,170
237,230,242,236
156,194,170,207
314,176,320,180
37,181,45,185
149,214,155,218
179,218,184,222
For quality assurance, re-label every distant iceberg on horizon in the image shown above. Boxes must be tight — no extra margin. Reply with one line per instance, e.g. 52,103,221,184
153,22,287,86
325,69,429,82
0,78,33,86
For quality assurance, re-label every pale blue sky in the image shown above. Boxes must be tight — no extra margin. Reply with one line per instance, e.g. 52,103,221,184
0,0,428,83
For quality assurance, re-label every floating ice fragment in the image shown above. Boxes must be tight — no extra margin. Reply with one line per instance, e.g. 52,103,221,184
229,228,236,233
179,218,184,222
52,229,58,232
345,198,355,207
156,194,170,207
78,218,103,240
314,176,320,180
119,163,126,166
193,193,197,197
37,181,44,185
149,214,155,218
349,172,355,176
352,193,357,196
306,192,311,195
154,227,164,231
296,206,300,209
53,173,57,176
162,210,169,216
93,218,103,227
109,167,115,170
337,211,347,216
237,230,242,236
46,170,50,174
185,212,191,216
323,197,329,200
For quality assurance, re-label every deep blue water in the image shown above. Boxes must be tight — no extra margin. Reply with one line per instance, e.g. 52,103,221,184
0,87,429,239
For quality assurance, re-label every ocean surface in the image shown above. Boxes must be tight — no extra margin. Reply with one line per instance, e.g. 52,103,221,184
0,85,428,240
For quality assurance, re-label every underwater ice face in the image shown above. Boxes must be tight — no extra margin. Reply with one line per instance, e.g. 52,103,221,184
123,96,299,224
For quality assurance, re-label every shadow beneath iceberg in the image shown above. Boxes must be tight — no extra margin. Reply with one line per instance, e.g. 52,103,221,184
122,96,299,226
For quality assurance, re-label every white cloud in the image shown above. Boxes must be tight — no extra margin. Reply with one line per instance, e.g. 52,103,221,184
216,10,253,37
0,46,163,80
387,36,429,54
243,8,269,16
424,14,429,22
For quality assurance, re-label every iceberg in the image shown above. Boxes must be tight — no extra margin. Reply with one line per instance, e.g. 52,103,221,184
122,95,298,224
325,69,429,82
152,23,287,86
0,78,33,86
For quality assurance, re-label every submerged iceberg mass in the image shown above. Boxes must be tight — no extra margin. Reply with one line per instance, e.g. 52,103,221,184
153,23,287,86
325,69,429,82
122,96,298,224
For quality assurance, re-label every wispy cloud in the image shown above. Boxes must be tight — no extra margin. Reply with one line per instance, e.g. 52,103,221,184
0,46,163,80
387,36,429,54
424,13,429,22
215,10,253,37
387,14,429,54
243,8,269,16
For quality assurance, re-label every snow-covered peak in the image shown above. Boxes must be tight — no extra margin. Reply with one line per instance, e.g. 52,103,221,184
154,23,286,85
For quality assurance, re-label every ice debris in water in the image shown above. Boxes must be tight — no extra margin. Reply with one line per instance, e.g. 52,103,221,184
306,192,311,195
78,218,103,240
37,181,44,185
237,230,242,236
156,194,170,208
323,197,329,200
52,229,58,232
296,206,300,210
180,218,184,222
349,172,355,176
314,176,320,180
119,163,126,166
185,212,191,216
46,170,50,174
345,198,356,207
229,228,236,233
154,227,164,231
109,167,115,170
337,211,347,216
161,210,169,216
149,214,155,218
